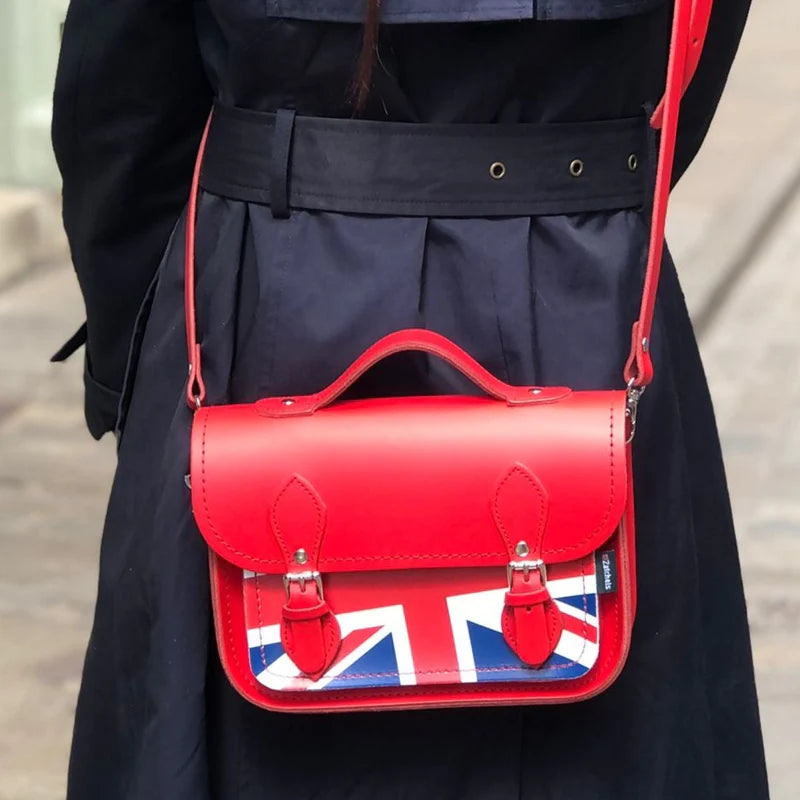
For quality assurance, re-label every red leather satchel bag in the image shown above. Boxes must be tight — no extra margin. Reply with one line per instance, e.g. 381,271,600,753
184,0,712,712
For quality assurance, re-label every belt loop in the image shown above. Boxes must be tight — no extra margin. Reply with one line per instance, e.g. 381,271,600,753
270,109,297,219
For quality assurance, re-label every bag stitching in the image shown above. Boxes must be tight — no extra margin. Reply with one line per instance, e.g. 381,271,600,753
222,571,243,677
270,475,326,564
255,573,270,671
492,464,547,553
200,412,283,566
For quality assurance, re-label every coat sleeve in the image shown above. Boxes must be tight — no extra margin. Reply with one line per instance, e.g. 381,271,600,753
52,0,212,439
673,0,751,182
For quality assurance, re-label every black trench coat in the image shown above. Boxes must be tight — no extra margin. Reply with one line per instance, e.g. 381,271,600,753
53,1,768,797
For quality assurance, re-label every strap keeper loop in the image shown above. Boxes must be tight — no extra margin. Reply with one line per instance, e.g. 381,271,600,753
186,343,206,409
270,108,297,219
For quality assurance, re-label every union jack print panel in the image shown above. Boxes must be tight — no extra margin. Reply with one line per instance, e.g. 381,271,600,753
244,559,599,692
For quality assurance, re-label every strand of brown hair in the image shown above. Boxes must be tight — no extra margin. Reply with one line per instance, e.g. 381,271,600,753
351,0,382,112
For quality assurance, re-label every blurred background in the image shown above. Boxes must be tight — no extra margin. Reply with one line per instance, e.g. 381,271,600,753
1,1,798,798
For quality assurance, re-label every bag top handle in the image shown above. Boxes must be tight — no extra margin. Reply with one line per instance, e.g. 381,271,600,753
184,0,714,409
254,328,571,417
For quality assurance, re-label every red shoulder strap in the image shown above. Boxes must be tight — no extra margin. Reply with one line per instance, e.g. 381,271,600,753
650,0,713,130
184,0,713,407
624,0,712,387
184,113,212,408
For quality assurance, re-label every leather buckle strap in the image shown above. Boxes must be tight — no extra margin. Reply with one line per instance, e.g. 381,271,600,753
185,114,212,408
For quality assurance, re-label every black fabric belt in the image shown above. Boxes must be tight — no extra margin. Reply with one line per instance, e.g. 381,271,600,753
200,104,651,218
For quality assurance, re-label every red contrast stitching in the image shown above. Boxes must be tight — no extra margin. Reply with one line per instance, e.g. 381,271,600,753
270,474,326,565
200,413,283,566
492,464,548,555
255,573,269,671
221,568,242,676
545,404,616,555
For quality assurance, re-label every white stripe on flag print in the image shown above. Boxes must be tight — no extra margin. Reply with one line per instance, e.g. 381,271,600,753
442,573,599,639
248,604,418,691
554,598,599,628
446,574,599,682
548,573,598,599
554,628,599,668
447,588,504,683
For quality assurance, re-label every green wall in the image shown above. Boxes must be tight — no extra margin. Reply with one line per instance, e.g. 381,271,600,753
0,0,68,188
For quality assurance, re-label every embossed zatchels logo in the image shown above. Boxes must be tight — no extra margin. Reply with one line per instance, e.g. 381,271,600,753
595,550,618,594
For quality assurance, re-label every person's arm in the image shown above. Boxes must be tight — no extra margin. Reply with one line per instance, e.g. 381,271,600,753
52,0,212,439
673,0,752,181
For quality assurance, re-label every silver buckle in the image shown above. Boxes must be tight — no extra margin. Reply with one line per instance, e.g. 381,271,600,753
506,559,547,590
282,570,324,600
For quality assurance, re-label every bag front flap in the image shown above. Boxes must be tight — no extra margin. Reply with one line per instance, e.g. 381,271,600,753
191,388,628,574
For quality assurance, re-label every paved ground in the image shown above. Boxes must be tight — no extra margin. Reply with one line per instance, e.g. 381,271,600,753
3,224,800,799
2,2,800,797
0,265,115,800
699,189,800,794
666,0,800,324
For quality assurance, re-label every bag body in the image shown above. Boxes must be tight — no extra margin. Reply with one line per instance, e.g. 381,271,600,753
192,334,636,710
183,0,708,713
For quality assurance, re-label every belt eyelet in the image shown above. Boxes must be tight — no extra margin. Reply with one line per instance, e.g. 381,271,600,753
489,161,507,180
569,159,584,178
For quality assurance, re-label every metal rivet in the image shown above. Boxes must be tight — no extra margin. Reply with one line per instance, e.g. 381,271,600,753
489,161,506,180
515,541,530,557
628,153,639,172
530,388,542,395
282,398,296,406
642,337,650,353
569,158,584,177
293,549,308,565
